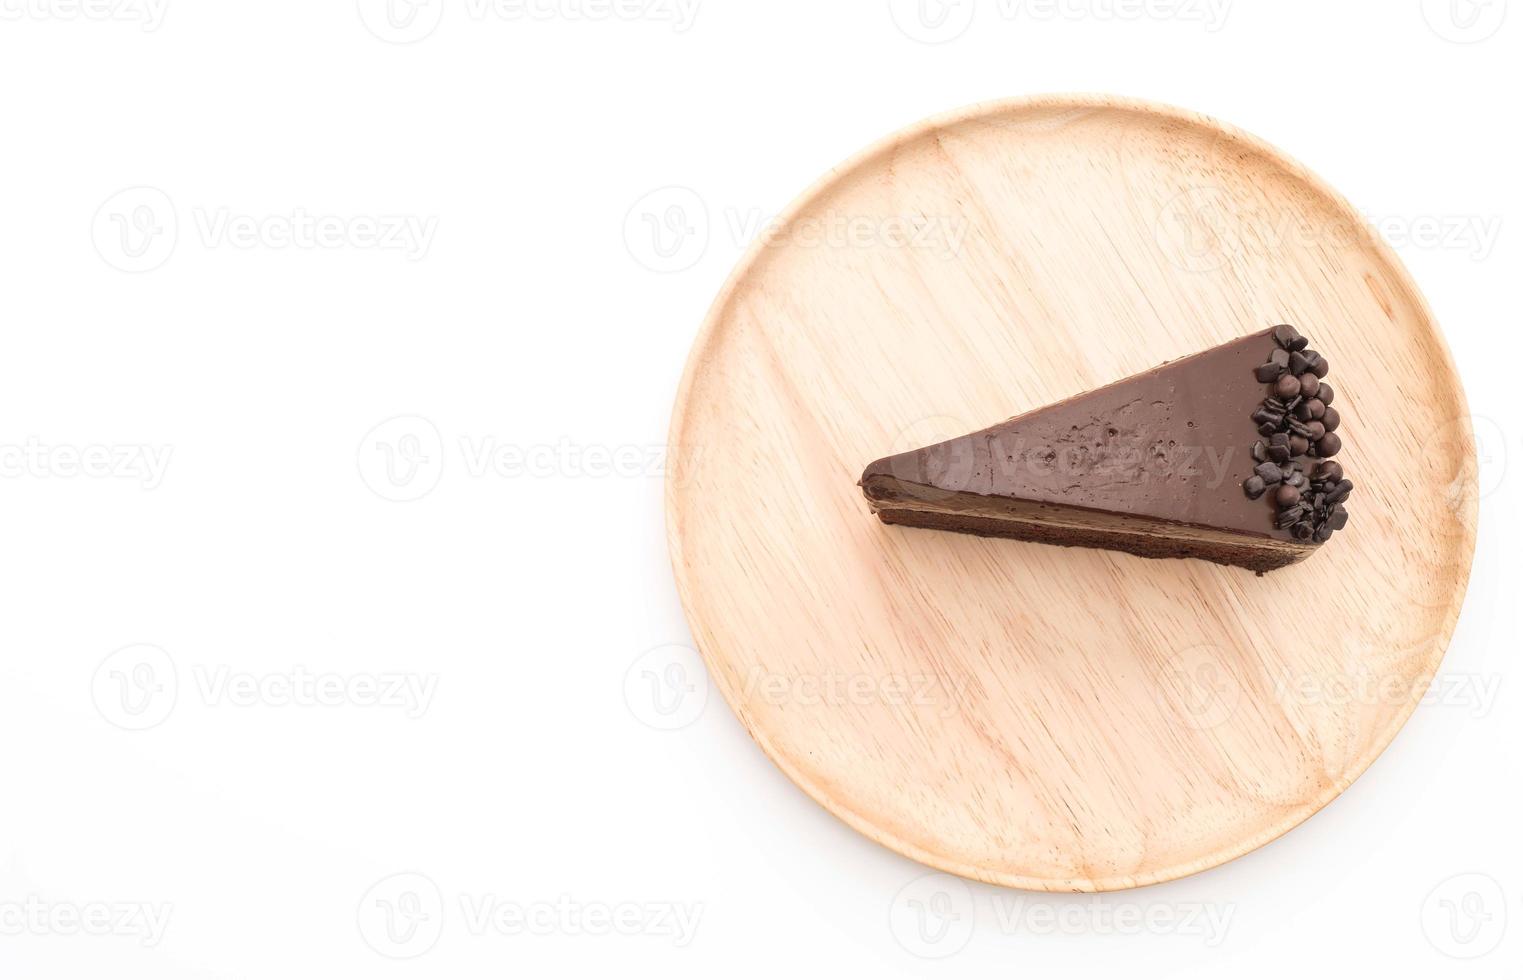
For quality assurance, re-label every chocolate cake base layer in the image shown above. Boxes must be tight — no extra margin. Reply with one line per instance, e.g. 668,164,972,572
862,475,1313,573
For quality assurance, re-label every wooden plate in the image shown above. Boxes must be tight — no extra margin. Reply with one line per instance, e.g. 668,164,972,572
666,95,1476,891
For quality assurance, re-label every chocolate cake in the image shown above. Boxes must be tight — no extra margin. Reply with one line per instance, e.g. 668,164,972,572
859,325,1350,573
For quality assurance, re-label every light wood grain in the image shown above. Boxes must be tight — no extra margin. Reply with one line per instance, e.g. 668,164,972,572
666,95,1477,892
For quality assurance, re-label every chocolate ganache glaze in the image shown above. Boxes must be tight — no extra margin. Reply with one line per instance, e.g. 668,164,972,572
859,326,1349,573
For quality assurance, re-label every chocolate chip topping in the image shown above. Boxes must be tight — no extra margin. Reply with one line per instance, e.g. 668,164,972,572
1241,324,1351,544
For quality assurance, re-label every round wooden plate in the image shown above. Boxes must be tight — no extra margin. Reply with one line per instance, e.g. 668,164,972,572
666,95,1476,891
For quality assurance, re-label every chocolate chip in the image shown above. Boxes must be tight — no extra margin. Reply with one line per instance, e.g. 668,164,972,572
1314,461,1343,483
1243,475,1267,499
1288,435,1309,456
1293,521,1315,540
1274,374,1301,400
1270,348,1291,370
1288,351,1310,375
1329,506,1349,530
1303,398,1325,420
1299,373,1320,399
1311,356,1329,378
1275,484,1302,507
1313,524,1333,543
1252,407,1283,428
1288,418,1313,438
1305,420,1326,441
1322,406,1340,433
1251,440,1267,463
1255,362,1284,383
1258,422,1278,436
1286,470,1307,488
1317,383,1333,406
1255,461,1282,485
1272,323,1304,350
1316,433,1342,457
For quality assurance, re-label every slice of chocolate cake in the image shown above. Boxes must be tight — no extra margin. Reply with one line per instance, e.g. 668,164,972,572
859,325,1350,573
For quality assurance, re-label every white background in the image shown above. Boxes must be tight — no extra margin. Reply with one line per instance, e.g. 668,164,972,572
0,0,1518,976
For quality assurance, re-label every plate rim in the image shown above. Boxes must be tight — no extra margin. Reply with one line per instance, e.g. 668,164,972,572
665,92,1478,892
